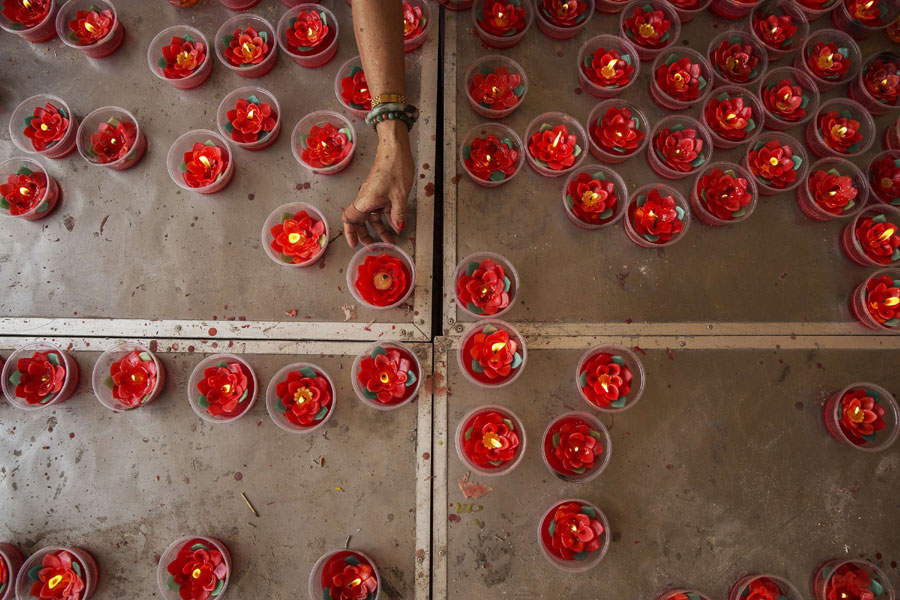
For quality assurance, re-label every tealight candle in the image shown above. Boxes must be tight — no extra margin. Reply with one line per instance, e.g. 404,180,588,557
624,183,691,247
849,51,900,115
541,412,611,482
842,206,900,267
587,99,649,164
464,55,527,119
575,345,645,410
261,202,329,268
157,536,231,600
276,4,339,68
265,362,336,433
649,47,713,111
0,341,79,410
347,243,416,310
217,87,281,152
76,106,146,170
351,341,422,410
647,115,714,180
619,0,680,61
691,162,758,226
562,163,629,229
402,0,432,51
187,353,258,423
459,123,525,187
535,0,595,39
524,112,587,177
814,561,895,600
0,0,59,42
744,132,808,195
334,55,372,119
869,150,900,206
453,252,519,317
291,110,356,175
15,547,98,600
166,130,234,194
148,26,213,90
9,94,78,160
214,14,278,78
456,404,526,474
794,29,861,91
309,550,380,600
832,0,900,37
0,157,61,221
793,0,841,19
0,543,23,600
538,499,610,572
757,66,820,131
458,320,526,388
822,383,899,449
701,87,764,149
805,98,874,158
472,0,533,49
55,0,123,58
796,157,867,221
91,342,166,412
707,31,768,87
577,34,640,98
729,576,805,600
750,0,808,61
850,269,900,333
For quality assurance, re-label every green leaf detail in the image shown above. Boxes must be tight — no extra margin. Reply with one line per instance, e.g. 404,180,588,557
371,346,387,358
298,366,317,378
179,161,187,174
471,359,484,374
502,417,515,431
344,555,360,566
488,459,504,466
323,588,333,600
318,234,327,247
643,233,660,243
168,575,180,591
870,580,885,596
9,370,22,386
314,406,329,420
571,467,587,474
686,594,701,600
465,261,480,276
466,302,483,315
552,432,561,448
503,276,511,293
872,214,887,224
104,375,115,390
790,155,803,170
589,430,604,442
106,117,121,128
665,53,678,66
539,123,553,133
218,362,229,368
363,389,378,400
579,370,588,388
697,76,707,90
40,393,55,404
350,65,363,77
573,144,582,158
573,550,590,561
35,200,49,213
482,324,498,335
280,254,294,264
565,194,575,209
465,426,473,441
222,35,234,47
0,582,6,595
610,398,627,408
512,83,525,97
580,505,597,519
489,170,507,182
238,388,249,403
675,206,686,221
224,122,234,134
28,565,42,581
246,95,261,106
56,105,68,119
71,561,82,577
319,11,328,26
731,207,746,218
300,134,309,150
198,396,209,409
259,30,268,44
405,370,417,387
338,127,353,142
548,520,557,538
158,56,169,69
510,352,523,370
138,352,153,362
211,579,225,596
276,398,288,414
46,352,60,366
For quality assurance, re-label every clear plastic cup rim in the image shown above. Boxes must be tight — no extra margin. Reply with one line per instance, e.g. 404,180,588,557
730,574,804,600
290,110,356,173
828,381,900,451
1,341,74,410
351,341,423,410
536,498,610,572
334,55,367,114
308,549,381,600
458,122,525,185
744,131,809,192
749,0,809,54
55,0,118,49
561,162,630,229
471,0,534,42
214,13,278,73
577,34,641,94
464,55,529,116
0,0,56,34
701,85,766,146
91,341,163,412
524,111,589,176
276,3,339,59
215,86,281,150
456,319,527,389
587,99,649,160
575,344,646,412
650,46,715,107
156,536,231,600
455,403,527,476
16,547,96,598
345,242,416,310
166,129,233,193
9,93,75,155
706,30,769,87
757,66,820,128
265,362,337,433
691,161,759,225
808,98,876,157
619,0,681,52
0,156,53,219
803,156,869,220
75,105,141,167
147,25,211,83
261,201,329,268
186,353,258,423
453,251,520,319
540,411,612,482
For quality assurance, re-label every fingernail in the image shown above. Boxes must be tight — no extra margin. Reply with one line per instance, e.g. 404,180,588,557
398,220,406,230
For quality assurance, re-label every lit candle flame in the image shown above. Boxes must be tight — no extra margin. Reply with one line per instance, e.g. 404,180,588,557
192,568,202,579
769,157,779,166
307,27,316,39
23,0,32,8
485,154,492,163
221,383,232,394
18,186,30,196
379,372,390,383
287,232,302,244
84,22,96,34
294,386,311,404
349,578,362,588
491,342,507,353
600,59,619,79
199,155,211,169
551,131,562,149
878,226,896,242
883,297,900,307
110,138,117,145
48,575,63,589
40,123,49,131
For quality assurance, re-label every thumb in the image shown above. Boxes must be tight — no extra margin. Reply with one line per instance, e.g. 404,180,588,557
389,194,408,233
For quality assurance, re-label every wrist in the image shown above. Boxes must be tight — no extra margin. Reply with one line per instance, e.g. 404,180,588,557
376,118,410,146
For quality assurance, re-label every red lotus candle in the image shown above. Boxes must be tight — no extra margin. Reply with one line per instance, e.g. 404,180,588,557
524,113,587,177
472,0,532,49
796,158,866,221
56,0,123,58
538,499,610,572
536,0,594,39
701,88,762,149
458,320,526,388
707,32,767,87
805,99,874,159
870,151,900,206
759,67,819,130
91,342,165,412
0,0,58,42
850,268,900,332
352,342,422,410
619,0,680,61
648,116,714,180
187,354,258,423
148,26,212,90
220,0,259,8
850,52,900,115
262,202,329,268
291,110,356,176
823,383,899,450
75,106,146,170
217,87,281,151
454,252,518,317
1,341,78,410
729,575,804,600
309,550,380,600
460,124,523,186
793,0,840,19
0,543,23,600
167,130,234,194
587,100,648,164
16,547,98,600
10,94,78,160
575,345,645,410
215,15,277,78
456,405,525,474
348,243,416,309
465,55,527,118
814,560,895,600
276,4,339,67
624,184,690,247
711,0,761,18
335,56,371,119
562,164,628,229
842,207,900,266
158,536,231,600
832,0,900,37
744,133,808,195
795,30,859,90
541,413,611,482
650,48,713,110
265,362,335,433
691,162,758,226
578,35,639,98
402,0,431,51
0,157,60,221
750,0,807,60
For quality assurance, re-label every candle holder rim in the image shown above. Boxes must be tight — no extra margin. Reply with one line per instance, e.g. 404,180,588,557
561,162,630,229
55,0,118,49
166,129,234,193
749,0,810,53
523,111,589,176
308,549,381,600
264,361,337,432
804,156,869,219
213,13,278,74
586,99,650,161
574,344,646,412
9,93,75,155
618,0,682,51
540,411,612,482
648,115,716,179
808,97,876,157
333,54,367,115
797,28,861,85
453,250,520,319
743,130,809,193
91,341,163,412
729,573,805,600
458,122,526,186
470,0,535,43
275,2,340,58
402,0,433,44
701,85,766,147
215,86,281,150
833,0,900,30
146,24,211,83
0,341,74,410
691,160,760,225
534,0,596,28
0,156,53,219
815,558,897,599
828,382,899,451
536,498,610,571
345,242,417,311
756,65,821,127
577,34,641,95
463,54,529,108
456,318,527,390
350,340,423,411
156,536,231,600
454,403,528,476
706,29,770,86
650,45,715,106
0,0,57,33
261,201,330,268
15,547,97,599
75,105,141,167
186,353,258,424
290,110,356,174
658,589,713,600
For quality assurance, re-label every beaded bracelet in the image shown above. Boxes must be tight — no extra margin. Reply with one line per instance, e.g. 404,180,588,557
365,102,420,131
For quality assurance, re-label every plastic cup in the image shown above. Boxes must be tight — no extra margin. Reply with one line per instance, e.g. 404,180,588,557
9,94,78,159
659,591,713,600
561,163,629,229
464,55,528,119
0,0,59,42
796,157,868,221
56,0,123,58
707,30,768,88
403,0,432,51
157,536,231,600
220,0,260,8
471,0,533,49
749,0,809,62
308,550,381,600
804,98,874,159
619,0,681,61
793,0,840,20
885,114,900,150
710,0,759,17
147,25,213,90
265,362,336,433
91,342,166,412
537,499,610,572
261,202,329,268
535,0,594,39
215,14,278,78
849,268,900,332
647,116,714,180
690,161,758,226
15,547,98,600
0,157,61,221
728,575,803,600
0,543,23,600
869,150,900,206
216,86,281,151
575,345,646,411
75,106,146,170
541,412,612,482
624,183,691,247
649,47,714,110
458,123,525,187
757,67,820,131
346,243,416,310
166,130,234,194
664,0,713,21
577,35,640,99
438,0,473,8
351,341,422,410
793,29,861,91
813,560,896,600
455,404,527,475
453,251,519,318
291,110,356,175
701,87,764,149
1,341,79,410
596,0,631,12
334,55,370,119
831,0,900,38
186,353,258,424
457,319,527,389
523,112,588,178
850,51,900,115
841,205,900,266
586,100,649,164
277,4,339,68
744,132,808,195
823,383,899,450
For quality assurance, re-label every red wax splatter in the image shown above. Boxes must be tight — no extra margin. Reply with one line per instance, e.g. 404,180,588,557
209,327,218,336
234,472,243,481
